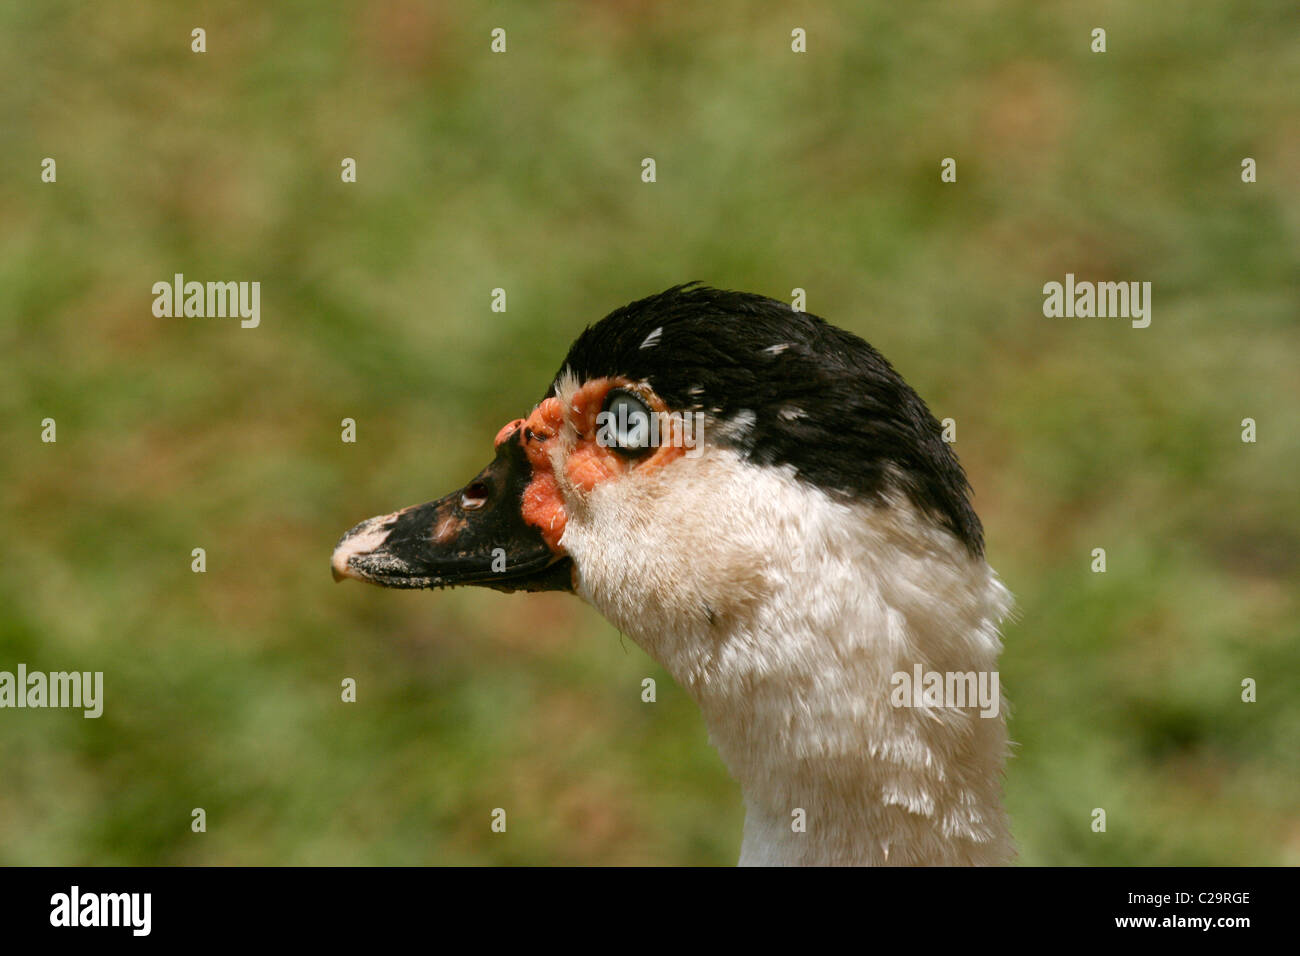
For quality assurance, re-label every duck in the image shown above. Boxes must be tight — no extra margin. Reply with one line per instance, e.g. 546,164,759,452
332,283,1015,866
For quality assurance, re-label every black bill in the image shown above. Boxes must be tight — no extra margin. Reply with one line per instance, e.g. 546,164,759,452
331,433,572,593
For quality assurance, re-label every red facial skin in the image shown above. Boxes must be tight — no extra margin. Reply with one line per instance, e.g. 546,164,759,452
494,378,686,552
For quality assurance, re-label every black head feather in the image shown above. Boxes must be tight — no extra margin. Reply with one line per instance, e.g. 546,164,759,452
548,283,984,556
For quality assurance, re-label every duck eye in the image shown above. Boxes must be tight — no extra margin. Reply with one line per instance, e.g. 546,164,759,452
598,390,655,458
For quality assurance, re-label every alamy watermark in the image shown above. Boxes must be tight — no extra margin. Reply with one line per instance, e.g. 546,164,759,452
890,664,1000,718
1043,273,1151,328
152,273,260,328
0,664,102,718
595,404,705,458
50,886,150,936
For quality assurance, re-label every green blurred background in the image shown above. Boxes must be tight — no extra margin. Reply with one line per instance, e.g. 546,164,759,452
1,1,1297,865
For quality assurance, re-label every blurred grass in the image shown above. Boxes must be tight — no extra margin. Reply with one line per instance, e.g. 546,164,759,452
1,0,1297,864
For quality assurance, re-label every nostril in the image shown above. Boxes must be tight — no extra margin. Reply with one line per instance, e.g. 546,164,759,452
461,481,489,510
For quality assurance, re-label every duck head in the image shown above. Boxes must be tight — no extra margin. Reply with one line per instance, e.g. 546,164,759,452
332,283,1013,865
333,282,983,606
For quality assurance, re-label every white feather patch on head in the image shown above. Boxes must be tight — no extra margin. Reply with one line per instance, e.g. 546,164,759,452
712,408,757,449
551,367,583,425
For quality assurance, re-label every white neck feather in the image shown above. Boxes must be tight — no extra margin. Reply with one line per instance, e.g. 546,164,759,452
559,447,1015,866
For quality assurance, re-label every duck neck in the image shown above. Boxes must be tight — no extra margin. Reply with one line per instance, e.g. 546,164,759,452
719,548,1012,865
567,452,1015,865
648,497,1013,866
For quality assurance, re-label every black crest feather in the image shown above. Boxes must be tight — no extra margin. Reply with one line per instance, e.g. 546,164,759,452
549,284,984,555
